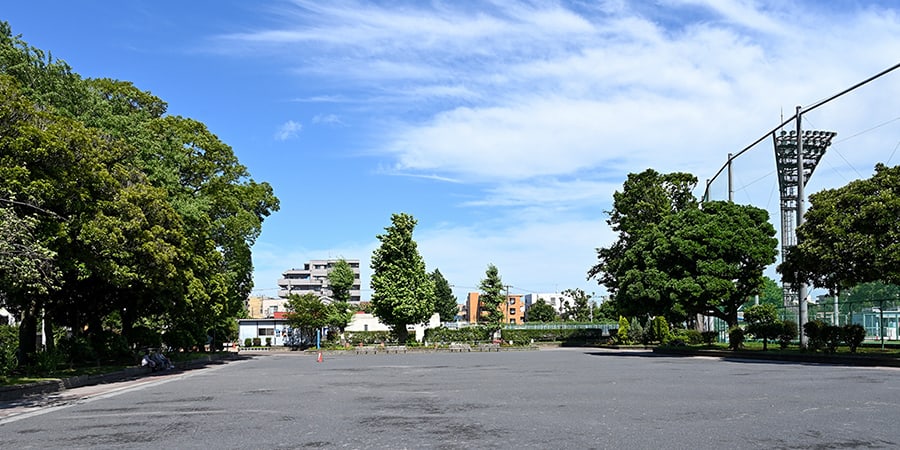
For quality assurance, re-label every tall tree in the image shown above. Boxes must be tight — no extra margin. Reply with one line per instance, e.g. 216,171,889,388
589,169,698,316
782,164,900,292
370,213,435,342
620,200,777,326
478,264,505,330
430,269,458,322
327,258,355,303
561,288,591,322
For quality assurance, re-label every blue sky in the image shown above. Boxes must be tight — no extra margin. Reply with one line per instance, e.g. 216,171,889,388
4,1,900,302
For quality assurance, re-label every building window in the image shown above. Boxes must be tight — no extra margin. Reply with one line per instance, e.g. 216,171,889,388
259,328,275,336
509,307,516,315
509,318,516,324
508,298,516,305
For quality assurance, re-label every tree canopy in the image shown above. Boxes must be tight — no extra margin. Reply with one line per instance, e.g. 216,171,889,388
590,169,777,327
370,213,435,342
0,22,279,364
526,299,557,323
327,259,355,303
781,163,900,292
431,269,458,323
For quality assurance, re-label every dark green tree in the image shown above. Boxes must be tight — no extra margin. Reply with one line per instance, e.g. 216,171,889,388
430,269,458,322
782,164,900,292
327,259,355,303
370,213,435,342
744,303,780,351
478,264,505,330
589,169,698,322
285,293,330,340
619,200,777,327
526,299,557,323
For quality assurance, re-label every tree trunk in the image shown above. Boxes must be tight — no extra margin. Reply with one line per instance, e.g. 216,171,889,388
395,325,409,344
17,303,39,367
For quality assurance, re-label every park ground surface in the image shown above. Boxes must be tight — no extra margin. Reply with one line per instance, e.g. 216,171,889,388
1,347,898,449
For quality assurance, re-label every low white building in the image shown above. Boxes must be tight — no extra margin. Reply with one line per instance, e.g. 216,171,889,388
238,312,442,346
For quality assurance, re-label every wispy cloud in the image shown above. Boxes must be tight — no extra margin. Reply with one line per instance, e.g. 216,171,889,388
275,120,302,141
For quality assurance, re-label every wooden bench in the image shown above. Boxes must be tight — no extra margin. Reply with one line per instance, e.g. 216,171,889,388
477,343,501,352
384,345,407,354
448,343,472,352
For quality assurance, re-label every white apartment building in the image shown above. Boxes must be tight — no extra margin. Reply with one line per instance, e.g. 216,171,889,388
277,259,362,303
523,293,575,315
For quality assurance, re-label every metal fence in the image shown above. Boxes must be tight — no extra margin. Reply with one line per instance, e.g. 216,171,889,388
773,298,900,341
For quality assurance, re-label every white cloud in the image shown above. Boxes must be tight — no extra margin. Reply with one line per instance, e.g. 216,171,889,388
275,120,303,141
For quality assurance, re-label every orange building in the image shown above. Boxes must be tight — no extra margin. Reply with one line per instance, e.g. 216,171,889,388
464,292,526,325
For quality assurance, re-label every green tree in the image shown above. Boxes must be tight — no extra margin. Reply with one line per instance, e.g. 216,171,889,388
619,200,777,327
327,259,355,303
782,164,900,292
326,300,355,337
744,303,780,351
285,293,330,340
589,169,698,322
478,264,505,330
742,276,783,309
431,269,458,322
561,288,591,322
370,213,435,342
593,298,618,323
526,299,557,323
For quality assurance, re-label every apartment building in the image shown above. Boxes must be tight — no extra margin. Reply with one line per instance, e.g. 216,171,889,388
463,292,526,325
277,259,362,302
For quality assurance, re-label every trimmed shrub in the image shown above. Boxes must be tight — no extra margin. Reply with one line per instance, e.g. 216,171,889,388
778,320,797,350
630,317,644,345
252,337,262,347
841,324,866,353
822,325,842,354
423,326,491,345
647,316,671,344
617,316,630,344
244,338,252,347
700,331,717,345
344,330,392,345
501,328,606,345
803,320,827,352
728,326,745,350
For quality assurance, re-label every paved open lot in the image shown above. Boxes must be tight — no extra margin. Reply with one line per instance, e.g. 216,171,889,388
2,348,899,449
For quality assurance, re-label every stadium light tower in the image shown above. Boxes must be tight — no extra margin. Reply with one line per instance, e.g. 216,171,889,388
773,106,836,348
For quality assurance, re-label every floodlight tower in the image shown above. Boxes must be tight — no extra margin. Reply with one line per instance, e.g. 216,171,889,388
773,109,836,347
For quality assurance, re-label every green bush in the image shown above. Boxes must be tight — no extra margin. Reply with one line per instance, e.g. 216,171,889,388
670,329,704,345
423,326,491,344
29,349,65,376
728,326,744,350
778,320,797,350
700,331,717,345
344,330,392,345
501,328,606,345
803,320,827,352
1,325,19,376
252,337,262,347
244,338,252,347
647,316,671,344
57,334,97,365
617,316,630,344
265,337,272,346
822,325,842,354
841,324,866,353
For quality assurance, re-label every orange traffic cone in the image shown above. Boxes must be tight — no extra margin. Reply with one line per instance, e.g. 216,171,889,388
317,351,323,363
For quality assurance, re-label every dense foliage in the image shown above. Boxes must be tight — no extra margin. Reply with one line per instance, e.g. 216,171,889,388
782,164,900,291
430,269,459,323
370,213,435,342
0,22,278,369
525,299,557,323
326,259,355,303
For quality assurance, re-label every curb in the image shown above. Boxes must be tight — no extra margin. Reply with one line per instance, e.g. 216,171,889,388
0,353,241,402
652,347,900,367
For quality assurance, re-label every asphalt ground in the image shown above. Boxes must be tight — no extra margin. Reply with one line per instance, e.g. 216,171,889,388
1,348,898,449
